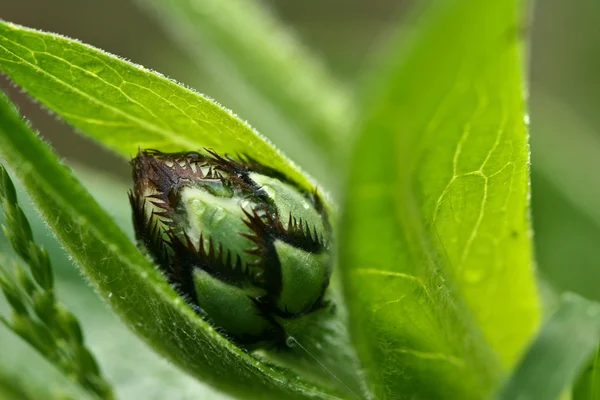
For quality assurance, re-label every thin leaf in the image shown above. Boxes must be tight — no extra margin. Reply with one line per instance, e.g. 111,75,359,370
574,344,600,400
0,371,45,400
0,20,316,195
531,170,600,303
340,0,539,398
137,0,352,155
497,293,600,400
530,94,600,302
531,95,600,233
0,92,341,399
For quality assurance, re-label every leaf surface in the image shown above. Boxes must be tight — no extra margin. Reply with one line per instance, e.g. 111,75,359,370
340,0,539,398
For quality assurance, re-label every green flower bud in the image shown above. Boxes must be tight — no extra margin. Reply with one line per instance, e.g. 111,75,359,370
129,149,332,345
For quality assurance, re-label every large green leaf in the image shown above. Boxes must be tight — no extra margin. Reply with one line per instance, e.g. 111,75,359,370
0,21,315,195
0,92,340,399
497,293,600,400
340,0,539,398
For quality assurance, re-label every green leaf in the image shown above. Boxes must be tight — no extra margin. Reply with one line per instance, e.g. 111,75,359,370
574,344,600,400
0,20,316,195
573,335,600,400
0,371,44,400
340,0,539,398
530,94,600,302
137,0,352,156
531,95,600,230
0,92,341,399
497,293,600,400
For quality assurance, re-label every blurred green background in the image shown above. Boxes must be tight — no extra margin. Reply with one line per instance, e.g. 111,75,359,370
0,0,599,398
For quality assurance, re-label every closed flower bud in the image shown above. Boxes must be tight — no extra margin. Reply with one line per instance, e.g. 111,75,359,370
129,149,332,344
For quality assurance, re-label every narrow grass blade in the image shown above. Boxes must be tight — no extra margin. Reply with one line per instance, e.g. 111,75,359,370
497,293,600,400
530,94,600,303
531,95,600,231
0,371,51,400
574,344,600,400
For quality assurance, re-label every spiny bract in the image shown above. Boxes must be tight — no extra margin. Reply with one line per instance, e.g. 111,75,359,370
129,149,332,345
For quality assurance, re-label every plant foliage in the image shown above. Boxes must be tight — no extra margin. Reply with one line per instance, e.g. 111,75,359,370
0,0,597,399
